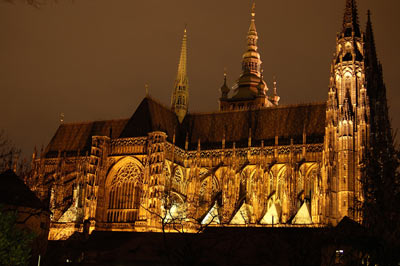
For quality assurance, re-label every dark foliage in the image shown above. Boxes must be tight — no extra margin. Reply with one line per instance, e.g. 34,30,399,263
0,205,35,266
361,121,400,264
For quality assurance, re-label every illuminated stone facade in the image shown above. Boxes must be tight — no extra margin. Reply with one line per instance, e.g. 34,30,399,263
30,0,389,240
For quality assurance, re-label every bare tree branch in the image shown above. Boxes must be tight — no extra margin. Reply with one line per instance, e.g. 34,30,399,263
0,129,21,173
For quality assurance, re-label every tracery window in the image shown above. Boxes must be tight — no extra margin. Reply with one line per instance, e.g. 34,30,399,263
170,166,184,193
107,162,142,223
305,167,317,201
297,171,304,195
345,76,352,91
268,172,274,196
276,168,286,200
199,177,219,204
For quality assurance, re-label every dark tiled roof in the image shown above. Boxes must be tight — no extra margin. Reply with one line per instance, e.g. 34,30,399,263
45,119,128,158
119,97,179,140
45,97,327,156
121,97,327,150
0,170,46,210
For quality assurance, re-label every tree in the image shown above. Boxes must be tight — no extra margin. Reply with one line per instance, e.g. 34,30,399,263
0,205,35,266
140,185,221,266
361,121,400,264
0,130,21,174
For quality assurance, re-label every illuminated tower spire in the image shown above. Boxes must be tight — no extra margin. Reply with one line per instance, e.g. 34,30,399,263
241,1,262,78
171,27,189,123
342,0,361,37
219,1,277,111
324,0,367,224
333,0,363,106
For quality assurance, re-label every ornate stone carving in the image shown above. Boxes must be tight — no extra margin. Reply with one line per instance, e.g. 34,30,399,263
111,162,142,187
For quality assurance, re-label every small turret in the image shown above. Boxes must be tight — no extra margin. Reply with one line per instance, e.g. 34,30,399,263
220,72,230,99
270,77,280,105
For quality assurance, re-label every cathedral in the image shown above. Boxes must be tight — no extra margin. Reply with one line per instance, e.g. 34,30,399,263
30,0,390,240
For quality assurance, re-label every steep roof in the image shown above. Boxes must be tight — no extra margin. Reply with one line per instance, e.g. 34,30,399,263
45,96,326,156
45,119,128,158
121,97,326,149
0,170,46,210
119,96,179,140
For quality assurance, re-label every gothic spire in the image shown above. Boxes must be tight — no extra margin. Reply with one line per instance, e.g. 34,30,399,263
342,0,361,37
241,1,261,77
365,10,378,69
364,10,386,106
176,27,188,84
248,1,257,46
220,1,277,111
171,27,189,123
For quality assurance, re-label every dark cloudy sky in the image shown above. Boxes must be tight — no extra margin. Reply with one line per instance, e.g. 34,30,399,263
0,0,399,159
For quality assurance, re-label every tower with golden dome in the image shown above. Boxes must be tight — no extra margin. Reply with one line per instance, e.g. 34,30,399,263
219,2,279,111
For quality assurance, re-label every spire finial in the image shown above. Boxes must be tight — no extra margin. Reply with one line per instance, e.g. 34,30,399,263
248,1,257,33
251,1,256,19
239,0,261,78
145,83,149,96
223,69,227,84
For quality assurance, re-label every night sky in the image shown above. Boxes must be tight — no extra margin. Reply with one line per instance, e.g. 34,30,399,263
1,0,399,159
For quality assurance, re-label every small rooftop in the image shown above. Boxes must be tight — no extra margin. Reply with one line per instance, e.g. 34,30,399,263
0,170,46,210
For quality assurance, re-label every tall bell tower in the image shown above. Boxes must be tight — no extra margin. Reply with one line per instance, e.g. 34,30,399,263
324,0,369,224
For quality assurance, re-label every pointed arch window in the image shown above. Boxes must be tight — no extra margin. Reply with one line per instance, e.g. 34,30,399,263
107,162,142,223
345,76,352,91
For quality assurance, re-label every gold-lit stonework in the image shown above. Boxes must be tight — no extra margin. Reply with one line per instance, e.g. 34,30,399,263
29,0,389,239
